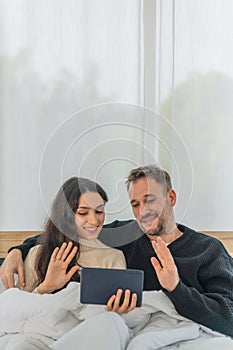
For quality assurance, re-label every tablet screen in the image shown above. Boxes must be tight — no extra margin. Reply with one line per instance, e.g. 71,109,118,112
80,267,144,307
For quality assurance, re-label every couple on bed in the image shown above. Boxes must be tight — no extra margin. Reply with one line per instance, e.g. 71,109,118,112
1,164,233,349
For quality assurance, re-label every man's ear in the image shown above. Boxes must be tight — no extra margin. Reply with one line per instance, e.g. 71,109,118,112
167,189,176,207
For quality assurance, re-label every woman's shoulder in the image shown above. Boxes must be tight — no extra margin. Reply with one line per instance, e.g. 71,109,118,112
25,244,42,262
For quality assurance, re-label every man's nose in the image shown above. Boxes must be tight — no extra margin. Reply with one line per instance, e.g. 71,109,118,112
139,204,150,217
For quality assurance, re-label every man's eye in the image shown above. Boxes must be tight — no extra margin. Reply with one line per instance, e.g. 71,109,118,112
147,199,155,204
77,212,88,216
131,203,139,208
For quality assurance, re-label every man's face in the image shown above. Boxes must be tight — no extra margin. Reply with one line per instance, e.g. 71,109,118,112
128,177,175,238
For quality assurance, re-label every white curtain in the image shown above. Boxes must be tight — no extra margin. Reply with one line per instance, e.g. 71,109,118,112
1,0,233,231
156,0,233,230
0,0,146,229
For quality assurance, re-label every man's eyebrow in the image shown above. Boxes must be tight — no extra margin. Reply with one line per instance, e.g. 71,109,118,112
130,193,155,204
144,194,155,199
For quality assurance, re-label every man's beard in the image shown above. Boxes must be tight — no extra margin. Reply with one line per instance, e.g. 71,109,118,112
139,213,164,236
146,222,164,236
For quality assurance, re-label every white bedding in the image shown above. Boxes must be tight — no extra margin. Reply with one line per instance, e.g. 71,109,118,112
0,282,232,350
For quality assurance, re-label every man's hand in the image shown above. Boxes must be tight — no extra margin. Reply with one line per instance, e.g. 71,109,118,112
106,289,137,314
0,249,25,289
37,242,79,294
151,237,180,292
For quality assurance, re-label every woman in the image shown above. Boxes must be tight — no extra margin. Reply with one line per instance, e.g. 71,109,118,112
0,177,136,350
23,177,128,294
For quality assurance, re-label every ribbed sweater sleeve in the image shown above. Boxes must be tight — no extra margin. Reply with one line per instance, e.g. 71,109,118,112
8,235,41,260
164,230,233,338
164,279,233,337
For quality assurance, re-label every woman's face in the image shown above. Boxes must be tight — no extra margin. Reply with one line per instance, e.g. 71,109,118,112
74,191,105,240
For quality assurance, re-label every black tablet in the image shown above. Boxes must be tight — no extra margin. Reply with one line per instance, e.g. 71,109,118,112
80,267,144,307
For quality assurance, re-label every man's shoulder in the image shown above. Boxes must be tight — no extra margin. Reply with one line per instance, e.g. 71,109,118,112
177,224,226,250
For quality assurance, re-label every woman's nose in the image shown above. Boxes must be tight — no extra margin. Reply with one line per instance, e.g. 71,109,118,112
88,212,98,225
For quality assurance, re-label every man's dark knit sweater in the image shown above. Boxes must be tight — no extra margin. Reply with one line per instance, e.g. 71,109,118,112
10,220,233,338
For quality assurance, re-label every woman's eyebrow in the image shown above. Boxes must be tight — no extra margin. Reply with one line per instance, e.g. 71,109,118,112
77,204,105,210
96,204,105,209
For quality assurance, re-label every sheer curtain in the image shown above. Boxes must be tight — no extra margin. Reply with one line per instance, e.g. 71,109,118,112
1,1,232,231
0,0,145,229
156,0,233,230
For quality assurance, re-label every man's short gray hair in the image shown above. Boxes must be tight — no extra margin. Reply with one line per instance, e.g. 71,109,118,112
126,164,172,194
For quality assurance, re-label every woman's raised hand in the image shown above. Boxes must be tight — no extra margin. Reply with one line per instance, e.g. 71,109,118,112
106,289,137,314
37,242,79,294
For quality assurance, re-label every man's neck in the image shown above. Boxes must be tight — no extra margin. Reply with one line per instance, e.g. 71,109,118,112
147,226,183,244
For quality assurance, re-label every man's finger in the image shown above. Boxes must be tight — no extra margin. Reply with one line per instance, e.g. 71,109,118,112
151,256,162,274
151,240,169,267
1,273,10,289
156,238,176,268
18,264,26,288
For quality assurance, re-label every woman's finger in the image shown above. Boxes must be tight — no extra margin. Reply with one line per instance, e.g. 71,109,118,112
66,265,80,280
62,242,74,261
50,247,60,262
111,289,122,311
116,289,131,313
64,246,78,265
106,294,116,311
56,242,68,260
126,293,137,312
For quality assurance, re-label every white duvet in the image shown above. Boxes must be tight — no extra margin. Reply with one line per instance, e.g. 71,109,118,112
0,282,232,350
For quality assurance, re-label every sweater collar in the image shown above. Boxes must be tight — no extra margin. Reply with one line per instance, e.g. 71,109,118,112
78,237,108,252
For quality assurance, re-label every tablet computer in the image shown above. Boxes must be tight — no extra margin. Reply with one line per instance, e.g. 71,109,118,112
80,267,144,307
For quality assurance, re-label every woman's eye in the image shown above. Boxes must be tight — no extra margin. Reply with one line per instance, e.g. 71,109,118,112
96,210,104,214
77,212,88,216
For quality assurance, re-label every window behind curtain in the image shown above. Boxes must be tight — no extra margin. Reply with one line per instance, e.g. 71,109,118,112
0,0,145,229
158,0,233,230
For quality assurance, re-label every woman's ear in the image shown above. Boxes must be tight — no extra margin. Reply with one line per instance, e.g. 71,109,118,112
167,189,176,207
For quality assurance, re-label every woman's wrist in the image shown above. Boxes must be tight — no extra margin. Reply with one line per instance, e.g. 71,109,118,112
37,281,54,294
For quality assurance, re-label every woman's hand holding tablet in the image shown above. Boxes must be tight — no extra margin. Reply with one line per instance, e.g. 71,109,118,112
80,267,144,311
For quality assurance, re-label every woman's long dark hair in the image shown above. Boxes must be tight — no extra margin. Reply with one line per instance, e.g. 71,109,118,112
35,177,108,288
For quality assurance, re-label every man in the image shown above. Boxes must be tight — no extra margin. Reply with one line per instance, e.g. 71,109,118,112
1,165,233,337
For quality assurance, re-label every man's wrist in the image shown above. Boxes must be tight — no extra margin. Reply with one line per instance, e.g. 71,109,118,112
162,279,181,293
8,248,22,258
8,247,23,259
